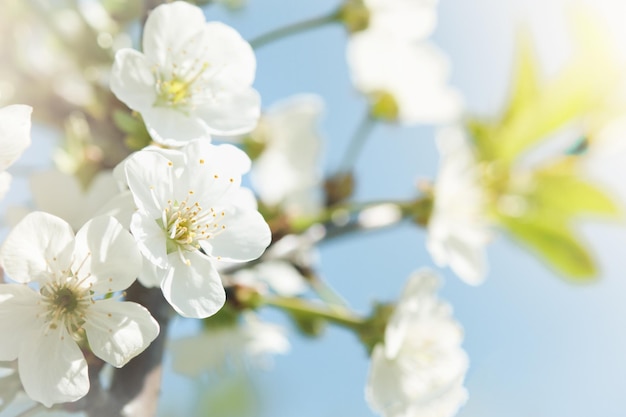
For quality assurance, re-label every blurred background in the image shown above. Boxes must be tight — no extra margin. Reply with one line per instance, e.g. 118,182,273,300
3,0,626,416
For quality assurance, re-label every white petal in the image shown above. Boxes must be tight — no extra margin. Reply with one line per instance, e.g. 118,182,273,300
142,106,212,145
202,207,271,262
142,1,207,68
0,284,41,361
179,142,251,204
84,299,159,367
110,49,156,111
253,261,309,297
0,212,74,284
161,251,225,318
445,234,487,285
0,105,32,170
94,190,136,230
18,327,88,407
73,216,142,293
0,171,11,200
195,87,261,136
125,150,174,219
131,212,168,270
365,344,400,416
366,0,438,41
137,256,163,288
200,22,256,87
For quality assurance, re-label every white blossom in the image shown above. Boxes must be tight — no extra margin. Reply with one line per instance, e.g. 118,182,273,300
7,170,121,230
362,0,439,42
171,313,289,375
0,104,32,199
123,140,271,318
427,127,490,285
366,270,468,417
347,30,461,124
0,212,159,407
251,95,325,217
110,1,260,145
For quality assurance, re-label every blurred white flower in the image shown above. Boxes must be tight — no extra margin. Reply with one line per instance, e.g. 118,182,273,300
110,1,260,145
0,104,31,199
427,127,490,285
0,212,159,407
7,169,120,230
171,313,289,375
123,140,271,318
251,95,325,217
366,270,468,417
362,0,438,41
347,31,462,124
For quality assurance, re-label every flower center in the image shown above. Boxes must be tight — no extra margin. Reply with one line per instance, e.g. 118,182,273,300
39,276,92,335
153,62,210,110
160,193,227,260
37,253,95,336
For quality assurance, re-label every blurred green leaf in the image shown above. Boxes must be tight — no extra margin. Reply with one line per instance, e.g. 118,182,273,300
500,214,597,281
470,13,619,164
197,373,259,417
532,165,619,217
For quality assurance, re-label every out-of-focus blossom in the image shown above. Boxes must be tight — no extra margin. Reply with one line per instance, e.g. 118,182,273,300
347,31,462,124
110,1,260,145
123,140,271,318
366,270,468,417
0,212,159,407
342,0,438,41
171,313,289,375
250,95,324,217
7,169,120,230
0,104,31,199
427,127,490,285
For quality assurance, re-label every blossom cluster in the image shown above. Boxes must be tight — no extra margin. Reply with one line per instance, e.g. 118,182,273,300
0,0,620,416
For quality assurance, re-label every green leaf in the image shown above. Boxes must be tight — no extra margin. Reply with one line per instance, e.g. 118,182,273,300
500,214,597,281
532,170,619,217
503,30,540,123
112,109,140,135
476,15,620,164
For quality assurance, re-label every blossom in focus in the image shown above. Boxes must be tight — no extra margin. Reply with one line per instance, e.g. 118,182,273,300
427,127,490,285
347,30,462,124
171,313,289,375
366,270,468,417
249,94,325,217
7,169,120,230
123,140,271,318
0,212,159,407
0,104,32,199
110,1,260,145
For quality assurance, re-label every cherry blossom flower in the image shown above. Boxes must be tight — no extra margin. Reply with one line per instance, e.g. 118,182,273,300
123,140,271,318
366,270,468,417
427,127,490,285
347,30,462,124
110,1,260,145
7,169,121,230
0,212,159,407
171,313,289,375
343,0,438,41
0,104,32,199
250,94,325,217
